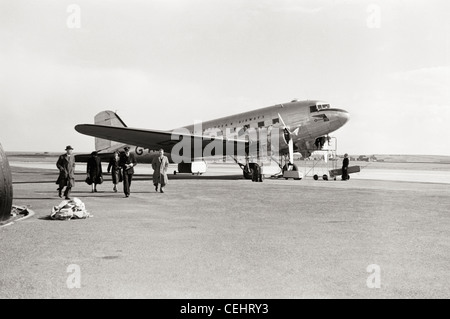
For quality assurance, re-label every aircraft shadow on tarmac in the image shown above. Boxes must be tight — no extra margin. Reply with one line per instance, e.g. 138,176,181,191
11,172,244,184
12,180,57,184
131,174,243,181
13,197,61,200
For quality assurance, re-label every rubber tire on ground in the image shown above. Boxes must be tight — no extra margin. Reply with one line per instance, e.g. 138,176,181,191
243,163,257,180
243,167,253,180
0,143,13,222
313,174,319,181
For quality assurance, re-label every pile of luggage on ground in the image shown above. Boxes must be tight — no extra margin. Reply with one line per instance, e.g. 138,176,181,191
51,198,92,220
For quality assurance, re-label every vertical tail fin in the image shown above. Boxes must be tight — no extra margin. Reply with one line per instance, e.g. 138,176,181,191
94,111,127,151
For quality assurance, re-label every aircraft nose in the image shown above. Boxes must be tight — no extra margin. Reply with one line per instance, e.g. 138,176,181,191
337,109,350,126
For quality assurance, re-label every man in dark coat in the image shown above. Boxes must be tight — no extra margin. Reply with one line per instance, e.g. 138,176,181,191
119,146,137,197
342,153,349,180
107,151,122,192
152,148,169,193
56,145,76,199
86,151,103,193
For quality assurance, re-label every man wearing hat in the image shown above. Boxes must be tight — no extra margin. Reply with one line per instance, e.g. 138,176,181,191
119,146,137,197
56,145,76,199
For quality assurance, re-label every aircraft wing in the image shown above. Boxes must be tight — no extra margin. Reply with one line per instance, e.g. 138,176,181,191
74,124,249,158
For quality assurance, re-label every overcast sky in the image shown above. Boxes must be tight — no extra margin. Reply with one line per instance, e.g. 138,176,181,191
1,0,449,155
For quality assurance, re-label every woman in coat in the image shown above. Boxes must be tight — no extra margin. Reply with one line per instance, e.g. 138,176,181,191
86,151,103,192
107,151,122,192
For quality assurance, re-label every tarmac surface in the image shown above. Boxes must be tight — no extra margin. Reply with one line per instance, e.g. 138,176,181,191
1,161,450,298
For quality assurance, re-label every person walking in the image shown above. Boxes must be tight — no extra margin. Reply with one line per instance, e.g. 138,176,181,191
107,151,122,192
119,146,137,197
56,145,76,199
152,148,169,193
86,151,103,192
342,153,349,180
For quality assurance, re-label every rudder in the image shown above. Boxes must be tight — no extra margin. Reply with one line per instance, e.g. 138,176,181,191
94,111,127,151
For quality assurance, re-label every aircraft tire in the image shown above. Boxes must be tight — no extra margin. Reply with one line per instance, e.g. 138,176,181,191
243,170,253,180
243,167,253,180
0,143,13,222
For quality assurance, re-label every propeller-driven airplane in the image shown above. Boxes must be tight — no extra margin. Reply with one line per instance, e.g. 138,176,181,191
74,99,350,179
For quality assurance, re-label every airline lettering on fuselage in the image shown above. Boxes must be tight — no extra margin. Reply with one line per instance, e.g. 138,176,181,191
135,146,144,155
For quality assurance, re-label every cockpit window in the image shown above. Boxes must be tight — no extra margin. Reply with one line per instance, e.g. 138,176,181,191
317,104,330,110
310,104,330,112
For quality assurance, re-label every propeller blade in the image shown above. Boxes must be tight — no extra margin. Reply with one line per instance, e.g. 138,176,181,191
279,112,299,164
288,138,294,164
278,113,289,132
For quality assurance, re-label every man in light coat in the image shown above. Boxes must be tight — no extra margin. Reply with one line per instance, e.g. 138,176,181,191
152,148,169,193
56,145,76,199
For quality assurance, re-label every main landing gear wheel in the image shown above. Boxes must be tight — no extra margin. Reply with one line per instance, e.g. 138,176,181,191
0,143,13,222
243,165,254,180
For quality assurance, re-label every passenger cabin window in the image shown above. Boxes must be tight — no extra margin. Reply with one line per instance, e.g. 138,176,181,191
258,121,265,128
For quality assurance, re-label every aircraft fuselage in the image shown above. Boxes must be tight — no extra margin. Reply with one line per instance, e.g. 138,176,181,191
180,99,349,157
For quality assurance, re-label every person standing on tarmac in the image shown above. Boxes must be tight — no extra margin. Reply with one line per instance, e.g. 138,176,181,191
56,145,76,199
119,146,137,197
152,148,169,193
342,153,349,180
107,151,122,192
86,151,103,193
